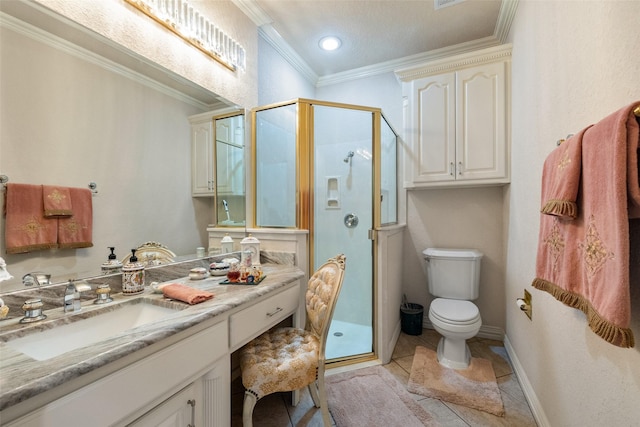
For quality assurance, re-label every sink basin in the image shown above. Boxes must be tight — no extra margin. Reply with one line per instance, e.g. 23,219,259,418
5,300,183,361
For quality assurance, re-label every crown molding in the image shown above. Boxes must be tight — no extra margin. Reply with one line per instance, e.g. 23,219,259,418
495,0,519,42
231,0,272,26
394,43,512,82
258,25,319,85
317,36,502,87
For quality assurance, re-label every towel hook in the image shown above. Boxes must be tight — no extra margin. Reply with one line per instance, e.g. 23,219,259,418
88,182,98,194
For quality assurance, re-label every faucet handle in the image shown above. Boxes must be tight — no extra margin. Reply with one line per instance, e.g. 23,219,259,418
94,284,113,304
20,298,47,323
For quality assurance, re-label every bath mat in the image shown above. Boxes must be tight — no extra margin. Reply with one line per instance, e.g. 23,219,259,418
408,346,505,416
326,365,439,427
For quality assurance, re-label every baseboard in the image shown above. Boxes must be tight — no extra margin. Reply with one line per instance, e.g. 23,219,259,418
503,335,551,427
422,320,505,341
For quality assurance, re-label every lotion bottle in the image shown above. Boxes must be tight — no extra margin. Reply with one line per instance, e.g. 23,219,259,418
122,249,145,295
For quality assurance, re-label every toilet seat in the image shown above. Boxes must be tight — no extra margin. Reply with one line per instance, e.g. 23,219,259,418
430,298,480,325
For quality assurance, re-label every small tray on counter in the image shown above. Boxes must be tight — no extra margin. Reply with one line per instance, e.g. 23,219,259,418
220,275,266,285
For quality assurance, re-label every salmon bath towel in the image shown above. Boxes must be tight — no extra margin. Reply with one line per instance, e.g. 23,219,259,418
532,101,640,347
162,284,214,305
42,185,72,217
4,183,58,253
57,187,93,249
539,126,591,220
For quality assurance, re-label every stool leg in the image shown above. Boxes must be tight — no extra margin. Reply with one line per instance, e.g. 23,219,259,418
242,391,257,427
316,377,331,427
308,382,321,408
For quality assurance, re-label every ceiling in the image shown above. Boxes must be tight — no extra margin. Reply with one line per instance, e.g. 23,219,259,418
234,0,515,83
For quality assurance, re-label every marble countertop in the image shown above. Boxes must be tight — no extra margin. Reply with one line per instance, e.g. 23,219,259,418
0,263,304,412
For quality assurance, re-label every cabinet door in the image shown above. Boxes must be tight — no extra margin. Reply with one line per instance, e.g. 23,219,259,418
455,61,506,181
410,73,456,183
192,120,215,196
128,382,199,427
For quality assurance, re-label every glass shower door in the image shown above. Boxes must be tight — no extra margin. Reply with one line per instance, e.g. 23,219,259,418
312,104,374,360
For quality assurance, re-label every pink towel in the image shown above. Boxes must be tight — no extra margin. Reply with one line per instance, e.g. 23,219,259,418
539,126,591,220
42,185,72,217
162,283,214,305
4,183,58,253
532,101,640,348
57,187,93,249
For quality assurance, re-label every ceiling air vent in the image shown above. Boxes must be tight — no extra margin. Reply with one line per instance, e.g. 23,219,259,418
434,0,466,10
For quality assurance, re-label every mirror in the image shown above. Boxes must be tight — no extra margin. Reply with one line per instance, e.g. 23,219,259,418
214,113,246,227
0,2,249,293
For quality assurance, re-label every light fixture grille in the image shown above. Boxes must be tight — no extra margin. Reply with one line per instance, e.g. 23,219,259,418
434,0,466,10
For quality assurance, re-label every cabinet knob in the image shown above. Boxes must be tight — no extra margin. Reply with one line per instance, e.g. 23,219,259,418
449,162,454,176
458,161,463,175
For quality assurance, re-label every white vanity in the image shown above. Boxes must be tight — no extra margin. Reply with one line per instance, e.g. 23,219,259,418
0,264,304,426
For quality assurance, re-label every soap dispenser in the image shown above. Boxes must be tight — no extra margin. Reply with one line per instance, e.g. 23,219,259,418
221,234,234,254
101,247,123,273
122,249,145,295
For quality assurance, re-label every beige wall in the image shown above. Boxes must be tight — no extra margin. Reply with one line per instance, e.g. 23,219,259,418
402,186,506,333
506,1,640,425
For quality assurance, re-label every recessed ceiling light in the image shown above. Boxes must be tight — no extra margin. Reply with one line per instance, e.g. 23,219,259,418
319,36,341,51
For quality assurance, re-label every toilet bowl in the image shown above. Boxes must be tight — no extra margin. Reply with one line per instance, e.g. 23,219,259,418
423,247,483,369
428,298,482,369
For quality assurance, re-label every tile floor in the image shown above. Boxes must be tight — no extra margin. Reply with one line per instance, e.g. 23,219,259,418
231,328,538,426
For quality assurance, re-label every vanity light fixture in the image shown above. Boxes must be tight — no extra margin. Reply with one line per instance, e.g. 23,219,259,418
319,36,342,51
124,0,246,72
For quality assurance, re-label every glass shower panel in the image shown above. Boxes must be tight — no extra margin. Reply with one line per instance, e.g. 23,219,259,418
255,104,297,227
313,104,374,360
380,116,398,225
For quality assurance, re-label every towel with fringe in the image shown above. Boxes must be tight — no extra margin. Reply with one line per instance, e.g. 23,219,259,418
532,101,640,348
539,126,591,220
57,187,93,249
162,283,214,305
4,183,58,253
42,185,73,217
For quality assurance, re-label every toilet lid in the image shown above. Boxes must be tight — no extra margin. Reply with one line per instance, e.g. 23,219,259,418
430,298,480,324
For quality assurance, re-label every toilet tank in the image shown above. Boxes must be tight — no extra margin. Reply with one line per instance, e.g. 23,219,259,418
423,248,483,300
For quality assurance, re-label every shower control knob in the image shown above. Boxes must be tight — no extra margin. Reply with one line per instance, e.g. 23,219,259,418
344,213,359,228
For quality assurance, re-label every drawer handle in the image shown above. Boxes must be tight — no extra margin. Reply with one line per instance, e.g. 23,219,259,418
187,399,196,427
266,307,283,317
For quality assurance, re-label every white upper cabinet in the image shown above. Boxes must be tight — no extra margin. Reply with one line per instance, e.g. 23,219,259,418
190,116,215,196
397,45,511,188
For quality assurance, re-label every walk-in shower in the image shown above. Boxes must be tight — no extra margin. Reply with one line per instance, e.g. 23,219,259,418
252,99,398,363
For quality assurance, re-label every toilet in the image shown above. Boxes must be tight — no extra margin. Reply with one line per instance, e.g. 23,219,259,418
423,248,483,370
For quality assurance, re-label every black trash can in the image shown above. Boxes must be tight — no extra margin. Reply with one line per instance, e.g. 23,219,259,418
400,303,424,335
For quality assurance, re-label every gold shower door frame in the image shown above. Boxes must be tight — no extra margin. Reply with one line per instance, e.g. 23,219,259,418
251,98,389,365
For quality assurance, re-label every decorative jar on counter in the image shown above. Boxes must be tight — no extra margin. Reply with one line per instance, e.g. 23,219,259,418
122,249,145,295
240,234,260,265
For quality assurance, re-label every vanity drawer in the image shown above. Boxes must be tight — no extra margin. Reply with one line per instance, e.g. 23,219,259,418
229,285,300,350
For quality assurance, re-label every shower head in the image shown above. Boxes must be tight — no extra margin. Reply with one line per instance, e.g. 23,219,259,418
343,151,354,164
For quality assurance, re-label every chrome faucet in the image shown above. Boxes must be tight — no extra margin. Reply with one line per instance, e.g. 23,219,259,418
22,272,51,287
64,280,92,312
64,280,81,313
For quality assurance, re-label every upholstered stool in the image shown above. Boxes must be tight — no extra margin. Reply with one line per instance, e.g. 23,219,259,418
239,254,346,427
